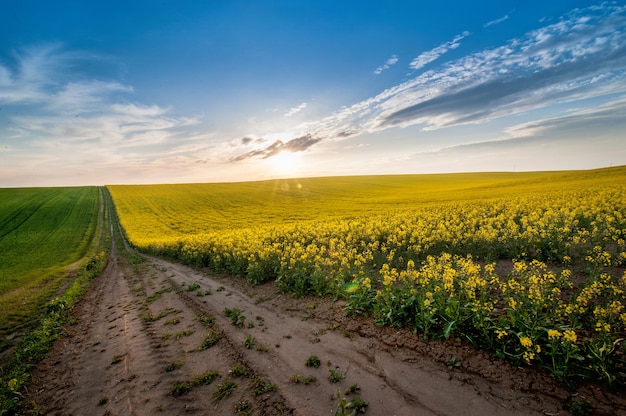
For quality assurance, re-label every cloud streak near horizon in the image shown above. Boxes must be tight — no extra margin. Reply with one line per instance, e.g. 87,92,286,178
232,3,626,162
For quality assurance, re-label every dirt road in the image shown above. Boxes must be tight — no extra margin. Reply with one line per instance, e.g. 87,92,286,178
27,228,624,415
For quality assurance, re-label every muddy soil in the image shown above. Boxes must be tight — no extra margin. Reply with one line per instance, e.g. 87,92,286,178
27,237,625,415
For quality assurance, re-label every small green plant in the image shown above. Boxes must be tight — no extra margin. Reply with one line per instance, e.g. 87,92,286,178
290,374,317,384
165,360,184,372
328,368,345,383
187,282,201,292
201,329,223,350
164,316,182,326
212,381,237,402
348,396,369,414
334,389,369,415
346,384,361,395
306,355,321,368
174,329,194,339
244,334,255,349
142,308,180,322
199,315,215,326
170,380,194,397
564,400,593,416
447,356,461,370
225,307,246,328
170,370,219,397
252,376,277,396
235,400,254,414
229,365,250,377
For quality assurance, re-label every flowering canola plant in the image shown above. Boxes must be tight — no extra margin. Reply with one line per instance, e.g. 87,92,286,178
107,167,626,386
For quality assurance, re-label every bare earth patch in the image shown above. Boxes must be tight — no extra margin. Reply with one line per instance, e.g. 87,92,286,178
27,246,625,415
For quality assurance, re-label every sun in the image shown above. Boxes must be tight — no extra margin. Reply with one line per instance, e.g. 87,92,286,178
268,151,302,176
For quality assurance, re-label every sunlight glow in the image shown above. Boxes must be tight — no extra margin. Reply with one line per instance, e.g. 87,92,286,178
268,151,302,177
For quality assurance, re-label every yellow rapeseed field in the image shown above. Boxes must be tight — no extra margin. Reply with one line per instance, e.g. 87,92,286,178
107,166,626,385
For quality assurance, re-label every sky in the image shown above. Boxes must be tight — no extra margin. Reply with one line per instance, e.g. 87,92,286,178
1,0,625,187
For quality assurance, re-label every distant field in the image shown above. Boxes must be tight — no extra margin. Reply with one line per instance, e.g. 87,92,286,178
108,166,626,385
108,167,626,247
0,187,100,339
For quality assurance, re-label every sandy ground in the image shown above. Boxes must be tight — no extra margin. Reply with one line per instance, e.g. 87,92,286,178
27,234,625,415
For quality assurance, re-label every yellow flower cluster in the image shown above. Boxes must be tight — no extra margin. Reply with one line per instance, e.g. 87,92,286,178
106,173,626,384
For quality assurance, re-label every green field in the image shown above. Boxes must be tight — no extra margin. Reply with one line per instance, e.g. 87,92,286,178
0,187,100,342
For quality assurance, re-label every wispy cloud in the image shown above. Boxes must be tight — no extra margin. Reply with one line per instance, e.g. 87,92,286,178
284,102,307,116
231,2,626,163
483,14,510,28
0,43,203,177
230,134,321,162
374,55,399,75
409,31,470,70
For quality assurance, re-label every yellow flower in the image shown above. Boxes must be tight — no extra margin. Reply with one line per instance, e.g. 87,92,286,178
547,329,561,340
519,336,533,348
362,277,371,289
508,298,517,310
495,329,508,340
563,330,577,343
595,322,611,333
523,351,535,364
7,378,18,392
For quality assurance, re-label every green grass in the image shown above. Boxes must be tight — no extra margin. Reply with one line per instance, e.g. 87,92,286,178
0,187,99,339
0,187,111,414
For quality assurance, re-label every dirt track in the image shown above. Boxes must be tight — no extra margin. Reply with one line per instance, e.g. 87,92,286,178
27,225,625,415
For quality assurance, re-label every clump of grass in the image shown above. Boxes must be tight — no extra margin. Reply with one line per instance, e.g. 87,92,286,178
165,359,184,372
251,376,276,396
346,383,361,395
164,316,182,326
201,329,223,350
290,374,317,385
334,389,369,415
170,370,219,397
174,329,194,339
306,355,321,368
170,381,194,397
199,315,215,326
235,400,254,414
229,365,250,378
224,307,246,328
212,381,237,402
142,308,179,322
145,287,172,304
187,282,201,292
244,334,255,349
328,368,345,383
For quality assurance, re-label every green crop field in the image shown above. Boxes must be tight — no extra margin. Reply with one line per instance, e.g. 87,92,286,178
0,186,100,343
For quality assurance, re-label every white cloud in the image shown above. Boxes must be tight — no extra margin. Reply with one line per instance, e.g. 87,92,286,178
483,14,510,28
409,31,470,70
233,3,626,163
284,102,307,116
374,55,399,74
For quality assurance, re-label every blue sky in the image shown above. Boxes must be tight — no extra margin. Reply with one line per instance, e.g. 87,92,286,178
1,1,625,186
